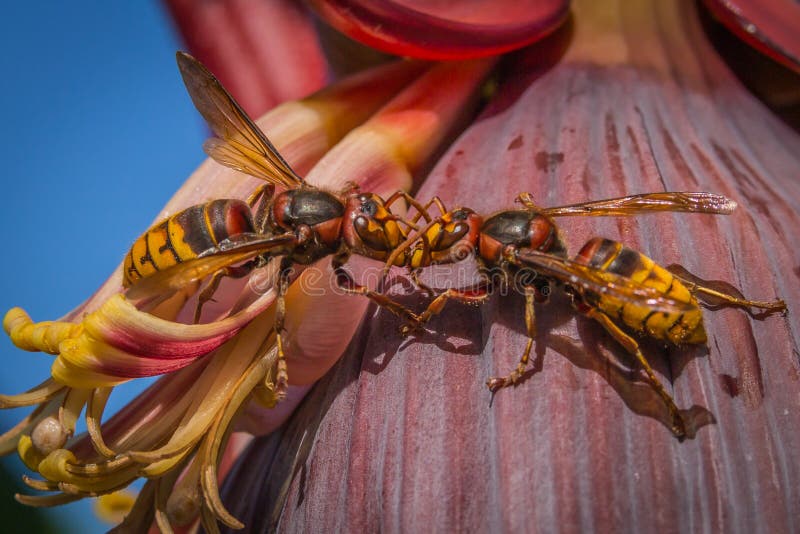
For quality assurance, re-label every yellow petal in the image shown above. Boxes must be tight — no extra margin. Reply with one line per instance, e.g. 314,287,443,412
0,378,65,409
4,308,82,354
134,313,274,475
94,489,138,525
17,435,46,471
200,347,275,529
86,387,115,458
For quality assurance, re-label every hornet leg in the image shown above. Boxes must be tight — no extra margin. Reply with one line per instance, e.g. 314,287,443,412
381,196,449,272
272,257,293,403
249,184,276,231
400,281,491,336
584,306,687,440
516,192,544,210
193,261,258,323
383,191,448,224
410,269,435,298
486,286,537,391
674,275,786,313
333,253,421,323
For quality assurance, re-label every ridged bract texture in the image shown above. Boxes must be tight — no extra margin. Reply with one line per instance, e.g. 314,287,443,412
220,1,800,532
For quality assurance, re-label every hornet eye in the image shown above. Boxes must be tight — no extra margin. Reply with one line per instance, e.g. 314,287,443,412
361,199,378,216
453,209,469,220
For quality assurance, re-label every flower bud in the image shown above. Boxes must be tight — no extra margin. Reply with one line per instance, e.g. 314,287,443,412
31,416,68,456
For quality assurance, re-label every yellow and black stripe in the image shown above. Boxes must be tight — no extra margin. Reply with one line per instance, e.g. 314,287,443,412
123,199,254,287
575,237,706,345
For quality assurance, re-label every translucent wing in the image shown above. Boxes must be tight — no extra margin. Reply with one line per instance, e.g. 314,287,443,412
513,249,694,314
125,233,297,300
538,192,737,217
176,51,304,188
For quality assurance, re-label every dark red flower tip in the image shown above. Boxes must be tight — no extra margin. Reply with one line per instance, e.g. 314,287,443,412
703,0,800,73
307,0,570,60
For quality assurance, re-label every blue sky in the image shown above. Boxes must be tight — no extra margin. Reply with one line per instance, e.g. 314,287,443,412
0,1,207,531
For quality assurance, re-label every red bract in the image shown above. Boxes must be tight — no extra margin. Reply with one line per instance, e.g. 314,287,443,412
703,0,800,72
306,0,570,59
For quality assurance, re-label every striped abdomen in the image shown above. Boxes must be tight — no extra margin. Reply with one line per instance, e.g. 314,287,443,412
123,199,255,287
575,237,706,345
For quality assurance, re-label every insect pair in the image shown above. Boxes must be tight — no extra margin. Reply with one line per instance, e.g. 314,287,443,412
125,53,785,438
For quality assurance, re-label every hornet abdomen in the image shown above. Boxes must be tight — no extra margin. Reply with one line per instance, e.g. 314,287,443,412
575,237,707,344
123,199,255,287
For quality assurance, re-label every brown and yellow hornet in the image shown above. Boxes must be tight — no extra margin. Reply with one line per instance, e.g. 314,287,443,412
124,52,436,399
384,192,786,438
